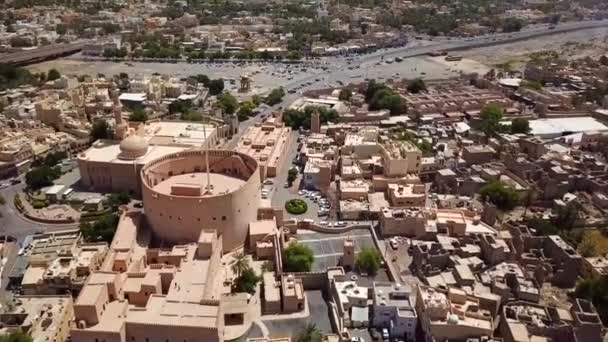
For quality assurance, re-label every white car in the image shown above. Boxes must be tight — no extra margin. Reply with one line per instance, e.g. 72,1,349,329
382,328,389,340
390,238,399,250
337,221,347,227
320,221,328,226
298,190,305,196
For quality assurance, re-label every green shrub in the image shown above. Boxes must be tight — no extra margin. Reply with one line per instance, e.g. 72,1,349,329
356,247,382,275
285,199,308,215
283,243,314,272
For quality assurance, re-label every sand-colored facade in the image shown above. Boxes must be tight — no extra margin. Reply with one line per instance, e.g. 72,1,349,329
141,149,261,251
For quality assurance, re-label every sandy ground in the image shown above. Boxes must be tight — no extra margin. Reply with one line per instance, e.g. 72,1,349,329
460,26,608,71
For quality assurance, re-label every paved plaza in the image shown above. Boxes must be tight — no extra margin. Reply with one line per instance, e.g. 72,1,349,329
295,229,376,272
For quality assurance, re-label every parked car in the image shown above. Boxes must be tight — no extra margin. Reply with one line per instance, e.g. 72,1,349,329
351,337,364,342
390,238,399,250
382,328,389,340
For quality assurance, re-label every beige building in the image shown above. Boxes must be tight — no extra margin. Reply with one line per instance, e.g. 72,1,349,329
78,120,224,195
71,220,225,342
20,230,108,295
235,117,292,179
380,140,421,177
262,272,305,314
416,286,494,342
0,295,74,342
380,208,497,238
387,183,426,207
141,149,261,251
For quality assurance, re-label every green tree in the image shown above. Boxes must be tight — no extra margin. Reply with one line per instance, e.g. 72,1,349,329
234,267,260,294
282,106,338,129
287,167,298,185
479,103,504,137
47,69,61,81
208,79,225,95
217,92,238,115
511,118,531,134
553,200,582,230
0,331,33,342
502,17,524,33
237,101,255,121
25,166,61,190
527,218,559,236
338,88,352,102
107,192,130,210
366,80,405,115
295,323,322,342
575,277,608,324
181,110,204,122
355,247,381,275
479,181,519,210
407,78,426,94
251,95,262,106
128,108,148,122
264,87,286,106
283,242,314,272
43,151,68,167
80,213,119,243
231,253,249,280
90,120,113,141
55,23,67,35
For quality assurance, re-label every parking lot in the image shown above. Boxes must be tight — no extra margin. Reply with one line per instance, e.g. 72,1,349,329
295,229,376,272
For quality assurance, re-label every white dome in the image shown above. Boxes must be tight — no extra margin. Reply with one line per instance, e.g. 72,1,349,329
119,135,148,160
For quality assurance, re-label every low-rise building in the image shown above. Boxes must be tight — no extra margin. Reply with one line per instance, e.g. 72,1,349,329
0,295,74,342
416,286,495,342
372,282,417,340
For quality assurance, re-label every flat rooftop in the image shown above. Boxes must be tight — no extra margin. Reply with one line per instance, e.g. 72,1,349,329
80,141,185,164
152,173,246,197
528,117,608,137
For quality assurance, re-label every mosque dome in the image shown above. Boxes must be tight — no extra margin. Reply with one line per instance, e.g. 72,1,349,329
118,135,148,160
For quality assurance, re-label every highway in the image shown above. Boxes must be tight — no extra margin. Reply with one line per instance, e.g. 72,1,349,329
282,19,608,91
0,42,87,66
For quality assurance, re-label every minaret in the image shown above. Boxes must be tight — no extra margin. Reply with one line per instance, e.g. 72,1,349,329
114,99,128,140
203,124,212,194
311,110,321,134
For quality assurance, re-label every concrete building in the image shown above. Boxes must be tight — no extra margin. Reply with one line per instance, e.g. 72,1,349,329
303,157,333,190
0,295,74,342
19,230,108,296
235,117,292,179
416,286,494,342
372,282,417,341
387,183,426,207
78,121,224,195
462,145,496,166
500,300,603,342
380,208,497,238
380,140,421,177
331,280,369,328
71,223,225,342
141,149,261,251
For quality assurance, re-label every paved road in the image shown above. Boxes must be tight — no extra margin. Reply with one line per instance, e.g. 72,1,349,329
281,19,608,93
0,178,79,243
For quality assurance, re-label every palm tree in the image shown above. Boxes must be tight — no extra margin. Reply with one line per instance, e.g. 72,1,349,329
296,323,322,342
231,253,249,280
